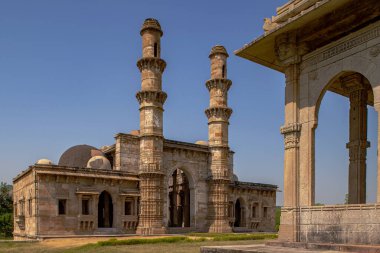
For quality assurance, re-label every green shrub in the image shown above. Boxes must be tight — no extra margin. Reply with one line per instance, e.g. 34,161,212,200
275,206,281,231
0,213,13,238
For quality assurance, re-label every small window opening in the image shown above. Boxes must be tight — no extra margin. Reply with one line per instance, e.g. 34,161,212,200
125,201,132,215
263,207,268,218
252,205,257,218
154,43,158,57
28,199,32,215
222,65,226,78
58,199,66,215
82,199,90,215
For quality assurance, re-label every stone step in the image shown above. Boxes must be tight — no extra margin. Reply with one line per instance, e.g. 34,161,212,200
232,227,254,233
93,228,121,235
167,227,195,234
266,241,380,253
201,244,349,253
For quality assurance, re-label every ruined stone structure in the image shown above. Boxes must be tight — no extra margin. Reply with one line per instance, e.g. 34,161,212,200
12,18,277,240
236,0,380,246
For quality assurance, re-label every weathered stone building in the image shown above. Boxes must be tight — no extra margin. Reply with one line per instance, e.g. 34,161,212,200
12,18,277,240
236,0,380,246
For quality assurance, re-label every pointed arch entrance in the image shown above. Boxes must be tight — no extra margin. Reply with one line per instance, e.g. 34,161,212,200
98,191,113,228
168,168,191,227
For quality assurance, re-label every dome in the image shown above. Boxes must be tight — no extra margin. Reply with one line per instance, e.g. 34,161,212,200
35,159,54,165
195,140,208,146
58,145,104,168
232,174,239,182
140,18,163,36
87,156,111,170
130,130,140,136
209,45,229,58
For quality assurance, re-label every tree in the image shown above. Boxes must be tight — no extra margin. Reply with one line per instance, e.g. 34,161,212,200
0,182,13,238
0,182,12,214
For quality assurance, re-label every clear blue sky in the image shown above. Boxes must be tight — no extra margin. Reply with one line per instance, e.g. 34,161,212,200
0,0,377,205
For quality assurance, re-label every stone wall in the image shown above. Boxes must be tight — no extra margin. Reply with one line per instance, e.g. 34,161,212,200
281,204,380,244
13,170,37,240
229,184,277,232
163,141,210,231
114,133,140,173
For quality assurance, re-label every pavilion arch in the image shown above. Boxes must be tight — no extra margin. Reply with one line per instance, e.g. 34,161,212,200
166,166,196,228
301,69,377,206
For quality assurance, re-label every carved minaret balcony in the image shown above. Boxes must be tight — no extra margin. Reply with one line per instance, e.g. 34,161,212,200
136,18,166,235
206,45,232,233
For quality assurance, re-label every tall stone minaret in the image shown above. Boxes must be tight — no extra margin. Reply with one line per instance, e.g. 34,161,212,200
136,18,167,235
205,45,233,233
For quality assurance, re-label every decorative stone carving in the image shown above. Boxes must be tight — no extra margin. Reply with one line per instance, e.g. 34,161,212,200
280,123,301,150
205,107,233,121
136,90,167,105
136,57,166,73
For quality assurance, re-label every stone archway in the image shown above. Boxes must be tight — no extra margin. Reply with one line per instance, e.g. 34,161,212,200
168,168,191,227
234,199,241,227
234,198,245,227
313,72,375,204
98,191,113,228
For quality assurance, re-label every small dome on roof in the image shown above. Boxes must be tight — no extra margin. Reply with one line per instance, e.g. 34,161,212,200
87,156,111,170
209,45,229,58
195,140,208,146
140,18,163,36
35,159,54,165
232,174,238,182
130,130,140,136
58,145,104,168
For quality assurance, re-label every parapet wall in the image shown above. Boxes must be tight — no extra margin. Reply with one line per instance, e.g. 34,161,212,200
280,204,380,245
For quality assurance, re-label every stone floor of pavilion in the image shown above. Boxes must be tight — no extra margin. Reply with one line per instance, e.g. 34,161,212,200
201,241,380,253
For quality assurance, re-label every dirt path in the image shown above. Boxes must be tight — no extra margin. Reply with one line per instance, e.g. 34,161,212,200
39,235,174,249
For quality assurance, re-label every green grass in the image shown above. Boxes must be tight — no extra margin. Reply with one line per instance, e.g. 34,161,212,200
0,233,278,253
97,236,207,246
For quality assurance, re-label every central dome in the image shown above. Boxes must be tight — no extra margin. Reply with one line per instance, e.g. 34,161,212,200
58,145,103,168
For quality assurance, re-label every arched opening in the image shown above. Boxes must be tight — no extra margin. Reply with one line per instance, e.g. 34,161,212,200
222,64,226,78
234,199,241,227
234,198,245,227
168,168,190,227
98,191,113,228
315,71,377,205
154,43,158,57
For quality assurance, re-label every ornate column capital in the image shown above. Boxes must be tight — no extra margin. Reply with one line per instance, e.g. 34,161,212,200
280,123,301,150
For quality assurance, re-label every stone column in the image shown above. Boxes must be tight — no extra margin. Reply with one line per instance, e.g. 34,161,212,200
206,45,232,233
172,170,178,226
342,74,369,204
377,104,380,203
275,33,309,242
136,18,167,235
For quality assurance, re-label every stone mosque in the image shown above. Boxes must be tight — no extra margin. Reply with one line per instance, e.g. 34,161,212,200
12,18,277,240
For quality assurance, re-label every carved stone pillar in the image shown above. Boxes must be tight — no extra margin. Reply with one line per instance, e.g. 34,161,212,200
377,104,380,203
342,74,370,204
206,45,232,233
275,32,309,242
136,18,167,235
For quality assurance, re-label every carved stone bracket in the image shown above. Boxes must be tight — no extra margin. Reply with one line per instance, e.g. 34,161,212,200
275,33,309,66
137,57,166,73
136,90,167,105
280,123,301,150
205,107,232,121
205,79,232,92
